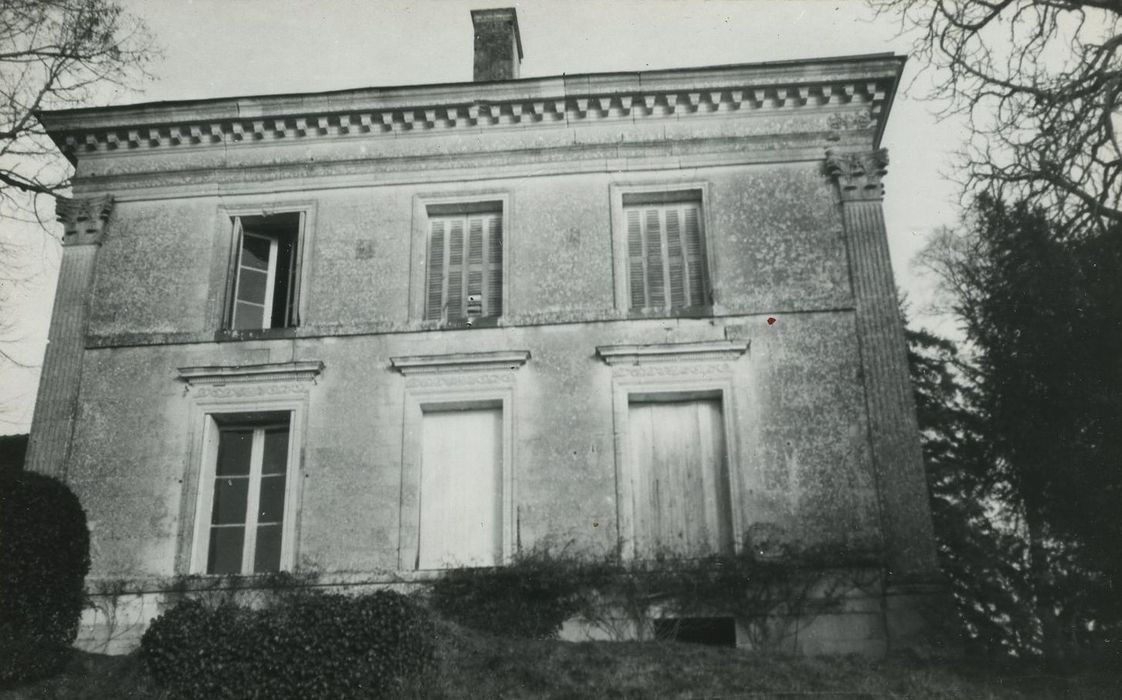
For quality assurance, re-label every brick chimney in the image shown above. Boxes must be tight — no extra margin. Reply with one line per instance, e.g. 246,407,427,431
471,8,522,81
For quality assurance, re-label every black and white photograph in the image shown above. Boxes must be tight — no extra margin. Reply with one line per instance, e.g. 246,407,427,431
1,0,1119,696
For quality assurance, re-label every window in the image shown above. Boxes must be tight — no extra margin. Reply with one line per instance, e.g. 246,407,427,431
621,191,709,312
425,203,503,322
628,395,733,557
196,413,293,575
418,404,503,568
228,212,302,330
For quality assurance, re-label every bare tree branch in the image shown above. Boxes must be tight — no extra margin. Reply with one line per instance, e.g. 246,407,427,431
875,0,1122,235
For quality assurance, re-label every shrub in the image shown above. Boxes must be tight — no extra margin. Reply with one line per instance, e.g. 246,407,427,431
428,548,613,639
0,471,91,687
141,589,436,699
426,541,881,647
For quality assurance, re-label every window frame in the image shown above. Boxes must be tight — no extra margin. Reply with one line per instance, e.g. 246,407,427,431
217,201,317,334
609,183,716,316
182,394,309,577
410,192,511,326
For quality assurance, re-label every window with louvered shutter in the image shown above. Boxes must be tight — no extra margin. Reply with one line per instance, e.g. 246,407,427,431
624,199,707,311
425,210,503,321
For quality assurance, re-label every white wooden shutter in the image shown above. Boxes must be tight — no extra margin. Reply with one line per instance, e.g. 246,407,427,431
418,408,503,568
629,398,732,557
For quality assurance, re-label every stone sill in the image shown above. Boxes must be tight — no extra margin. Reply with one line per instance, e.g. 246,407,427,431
84,304,858,350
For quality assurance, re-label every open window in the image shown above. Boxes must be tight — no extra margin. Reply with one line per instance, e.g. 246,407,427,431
228,212,302,330
424,202,503,323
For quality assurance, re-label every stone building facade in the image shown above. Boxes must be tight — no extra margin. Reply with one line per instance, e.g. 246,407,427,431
32,9,941,654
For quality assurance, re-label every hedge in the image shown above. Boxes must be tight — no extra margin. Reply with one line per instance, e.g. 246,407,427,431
0,471,91,686
141,590,437,699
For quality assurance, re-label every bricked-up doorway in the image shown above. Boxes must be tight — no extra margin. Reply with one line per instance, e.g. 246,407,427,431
628,396,733,557
418,406,503,569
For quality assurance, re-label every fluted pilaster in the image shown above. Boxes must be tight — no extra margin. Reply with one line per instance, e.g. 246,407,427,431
826,149,938,580
25,195,113,478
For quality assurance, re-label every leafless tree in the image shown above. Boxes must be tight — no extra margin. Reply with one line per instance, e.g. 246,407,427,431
0,0,154,224
0,0,154,414
875,0,1122,236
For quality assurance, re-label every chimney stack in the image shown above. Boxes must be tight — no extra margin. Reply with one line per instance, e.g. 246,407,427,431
471,8,523,81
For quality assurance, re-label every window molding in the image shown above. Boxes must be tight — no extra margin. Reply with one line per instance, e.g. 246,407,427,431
409,191,511,326
598,340,747,561
609,181,716,316
394,351,527,571
215,200,318,334
176,365,318,576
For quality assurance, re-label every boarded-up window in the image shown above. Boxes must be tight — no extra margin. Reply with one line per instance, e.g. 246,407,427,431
418,407,503,568
628,192,704,309
203,415,291,575
425,209,503,321
229,213,302,329
628,397,732,557
624,195,707,312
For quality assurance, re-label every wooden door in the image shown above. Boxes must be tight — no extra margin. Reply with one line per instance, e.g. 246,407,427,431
419,407,503,568
629,398,732,557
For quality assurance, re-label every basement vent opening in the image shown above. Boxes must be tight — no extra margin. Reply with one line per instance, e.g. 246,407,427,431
653,617,737,647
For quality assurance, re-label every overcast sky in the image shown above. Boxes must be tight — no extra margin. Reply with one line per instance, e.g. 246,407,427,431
0,0,964,432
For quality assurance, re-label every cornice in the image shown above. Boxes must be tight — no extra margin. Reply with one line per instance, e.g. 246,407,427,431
389,350,531,375
38,54,904,165
177,360,324,385
596,340,749,365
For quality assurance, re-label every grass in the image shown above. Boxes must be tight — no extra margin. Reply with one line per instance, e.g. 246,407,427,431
3,622,1121,699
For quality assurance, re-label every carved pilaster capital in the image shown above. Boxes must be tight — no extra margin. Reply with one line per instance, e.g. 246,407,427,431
824,148,888,202
56,195,114,246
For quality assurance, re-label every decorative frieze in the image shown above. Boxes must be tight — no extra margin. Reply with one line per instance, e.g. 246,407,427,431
177,361,324,388
56,195,114,246
824,147,889,201
389,350,531,375
595,340,748,366
50,79,892,160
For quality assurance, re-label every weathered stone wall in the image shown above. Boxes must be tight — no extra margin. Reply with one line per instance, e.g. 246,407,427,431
67,160,875,580
84,163,849,340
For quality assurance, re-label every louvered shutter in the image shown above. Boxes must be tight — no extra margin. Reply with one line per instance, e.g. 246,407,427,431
644,209,665,309
446,219,465,317
425,210,503,321
627,209,646,308
683,204,706,306
426,220,446,320
486,214,503,317
624,198,707,312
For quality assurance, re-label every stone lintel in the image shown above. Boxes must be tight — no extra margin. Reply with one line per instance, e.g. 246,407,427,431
56,195,114,246
177,360,324,386
389,350,531,375
596,339,749,365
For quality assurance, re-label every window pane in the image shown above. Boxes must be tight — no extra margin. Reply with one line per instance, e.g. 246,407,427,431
212,477,249,524
257,475,286,523
208,526,245,574
233,302,265,329
237,268,269,306
262,428,289,474
254,524,282,573
216,429,253,476
241,235,271,271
